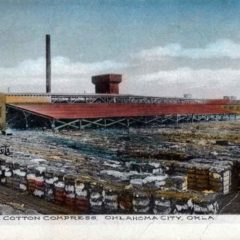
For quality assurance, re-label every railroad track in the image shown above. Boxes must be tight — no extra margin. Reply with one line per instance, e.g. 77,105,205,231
0,185,79,214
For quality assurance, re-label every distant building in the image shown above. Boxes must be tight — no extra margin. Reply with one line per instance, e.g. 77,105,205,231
183,94,192,99
223,96,237,100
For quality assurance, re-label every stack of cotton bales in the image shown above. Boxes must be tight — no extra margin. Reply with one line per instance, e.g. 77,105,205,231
64,175,76,208
103,184,120,213
132,191,152,213
163,176,188,191
152,190,219,215
172,199,192,214
10,162,20,190
209,166,231,195
4,160,13,188
172,162,188,176
194,166,209,191
53,172,65,204
118,189,133,213
187,166,196,190
44,168,58,202
12,162,27,191
192,194,219,214
153,193,172,214
187,164,209,191
26,165,36,193
75,177,90,213
89,182,103,213
33,166,46,198
0,159,7,184
26,159,47,196
142,175,168,189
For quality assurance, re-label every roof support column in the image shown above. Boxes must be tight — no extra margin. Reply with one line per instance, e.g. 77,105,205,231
23,112,30,129
51,120,56,130
79,120,83,130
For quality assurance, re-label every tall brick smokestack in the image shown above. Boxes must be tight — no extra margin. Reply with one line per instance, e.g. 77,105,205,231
46,34,51,93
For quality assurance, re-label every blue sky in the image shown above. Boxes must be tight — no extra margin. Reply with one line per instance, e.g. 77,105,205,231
1,0,240,98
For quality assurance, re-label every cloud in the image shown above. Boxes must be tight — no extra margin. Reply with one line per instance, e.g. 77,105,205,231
134,39,240,60
130,67,240,98
136,67,240,83
1,57,127,78
1,43,240,98
0,57,128,93
52,57,128,77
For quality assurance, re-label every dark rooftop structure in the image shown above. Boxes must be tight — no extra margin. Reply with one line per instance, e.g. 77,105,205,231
92,74,122,94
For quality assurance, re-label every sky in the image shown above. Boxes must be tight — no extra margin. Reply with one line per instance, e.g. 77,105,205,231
0,0,240,98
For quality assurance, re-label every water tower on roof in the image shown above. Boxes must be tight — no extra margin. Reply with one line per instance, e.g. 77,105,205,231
92,74,122,94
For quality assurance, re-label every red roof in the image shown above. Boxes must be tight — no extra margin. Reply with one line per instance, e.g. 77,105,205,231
10,103,231,120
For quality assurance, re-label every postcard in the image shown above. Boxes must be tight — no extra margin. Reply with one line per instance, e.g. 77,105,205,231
0,0,240,239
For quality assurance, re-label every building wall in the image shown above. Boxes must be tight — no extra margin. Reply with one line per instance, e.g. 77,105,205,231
223,105,240,114
5,95,51,104
109,83,120,94
0,94,6,130
0,93,51,130
95,83,109,94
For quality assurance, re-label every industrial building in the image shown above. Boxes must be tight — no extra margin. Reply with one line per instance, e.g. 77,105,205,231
0,34,238,131
1,73,238,131
1,72,239,131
